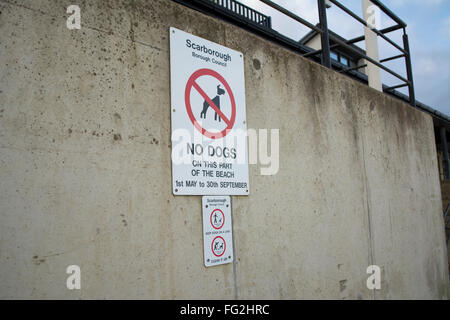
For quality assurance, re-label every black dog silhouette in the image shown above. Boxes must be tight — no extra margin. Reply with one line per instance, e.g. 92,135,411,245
200,84,226,122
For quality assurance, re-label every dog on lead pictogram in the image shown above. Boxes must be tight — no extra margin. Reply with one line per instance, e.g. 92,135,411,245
213,211,222,226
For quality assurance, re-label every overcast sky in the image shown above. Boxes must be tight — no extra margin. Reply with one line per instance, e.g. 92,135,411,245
241,0,450,116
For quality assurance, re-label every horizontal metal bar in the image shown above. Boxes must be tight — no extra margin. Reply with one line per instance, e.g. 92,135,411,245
345,35,364,44
259,0,322,34
384,83,409,91
375,29,406,54
339,64,367,73
302,48,323,58
344,25,404,45
303,41,349,58
379,24,404,35
380,54,405,63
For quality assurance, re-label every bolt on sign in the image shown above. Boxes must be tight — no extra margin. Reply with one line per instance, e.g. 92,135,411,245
170,27,249,195
202,196,233,267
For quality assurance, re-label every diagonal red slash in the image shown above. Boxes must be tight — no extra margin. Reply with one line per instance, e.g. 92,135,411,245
192,81,232,127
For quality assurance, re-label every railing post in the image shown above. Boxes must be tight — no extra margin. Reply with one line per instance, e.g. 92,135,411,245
441,127,450,180
317,0,331,68
403,32,416,107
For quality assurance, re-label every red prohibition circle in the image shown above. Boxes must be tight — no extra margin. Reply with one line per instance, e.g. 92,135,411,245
185,68,236,139
211,236,226,257
210,209,225,230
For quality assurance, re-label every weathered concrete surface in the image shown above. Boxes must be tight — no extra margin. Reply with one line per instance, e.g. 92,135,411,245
0,0,448,299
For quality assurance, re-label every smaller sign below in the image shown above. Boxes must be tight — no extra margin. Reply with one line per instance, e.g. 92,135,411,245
202,196,233,267
170,27,249,196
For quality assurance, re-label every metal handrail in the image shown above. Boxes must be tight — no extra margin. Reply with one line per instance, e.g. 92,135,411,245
380,54,405,63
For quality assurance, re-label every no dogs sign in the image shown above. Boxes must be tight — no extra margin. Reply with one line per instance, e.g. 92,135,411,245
170,27,249,195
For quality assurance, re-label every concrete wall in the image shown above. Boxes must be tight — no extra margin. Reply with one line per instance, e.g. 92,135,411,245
0,0,448,299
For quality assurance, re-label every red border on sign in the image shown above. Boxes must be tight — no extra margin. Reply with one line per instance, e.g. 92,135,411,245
185,68,236,139
211,236,226,257
210,209,225,230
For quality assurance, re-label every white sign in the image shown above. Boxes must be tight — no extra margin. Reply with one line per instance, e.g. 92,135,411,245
170,27,249,195
202,196,233,267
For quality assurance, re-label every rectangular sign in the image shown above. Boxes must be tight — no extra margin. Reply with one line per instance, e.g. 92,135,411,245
170,27,249,195
202,196,233,267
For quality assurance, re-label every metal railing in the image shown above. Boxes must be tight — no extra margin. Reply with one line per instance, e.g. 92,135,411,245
261,0,415,106
211,0,272,28
175,0,416,107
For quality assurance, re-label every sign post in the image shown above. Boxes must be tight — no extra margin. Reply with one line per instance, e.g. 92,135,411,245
170,27,249,196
